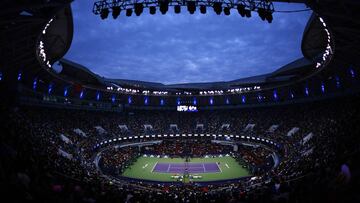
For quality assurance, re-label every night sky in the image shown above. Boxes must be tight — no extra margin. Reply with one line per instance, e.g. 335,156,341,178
64,1,312,84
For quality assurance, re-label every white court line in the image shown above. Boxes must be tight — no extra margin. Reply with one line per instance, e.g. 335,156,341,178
151,161,158,173
225,163,230,169
167,163,171,172
202,163,206,173
216,162,222,173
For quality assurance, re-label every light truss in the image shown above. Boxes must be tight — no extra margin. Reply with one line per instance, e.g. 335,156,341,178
92,0,274,15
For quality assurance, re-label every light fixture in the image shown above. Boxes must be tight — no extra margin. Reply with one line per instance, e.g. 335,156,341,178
134,3,144,16
224,7,230,16
160,1,169,15
100,8,109,19
200,5,206,14
174,5,181,14
265,12,273,23
237,4,245,17
213,2,222,15
245,9,251,18
112,6,121,19
257,8,266,21
187,1,196,14
126,8,133,17
149,6,156,15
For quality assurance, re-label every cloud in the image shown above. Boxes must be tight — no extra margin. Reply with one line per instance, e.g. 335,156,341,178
64,1,312,84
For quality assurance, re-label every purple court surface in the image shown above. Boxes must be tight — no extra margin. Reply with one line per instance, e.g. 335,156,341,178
152,162,221,173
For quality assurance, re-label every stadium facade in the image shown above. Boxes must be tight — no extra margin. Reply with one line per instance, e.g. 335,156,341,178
1,0,359,111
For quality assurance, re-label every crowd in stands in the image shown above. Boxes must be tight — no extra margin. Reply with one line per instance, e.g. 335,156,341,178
99,147,138,176
0,94,359,202
140,140,233,157
234,145,274,175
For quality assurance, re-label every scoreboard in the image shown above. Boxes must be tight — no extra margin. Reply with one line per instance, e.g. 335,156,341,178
177,105,198,112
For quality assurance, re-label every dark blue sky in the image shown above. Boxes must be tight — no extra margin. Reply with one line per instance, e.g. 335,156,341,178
64,1,311,84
